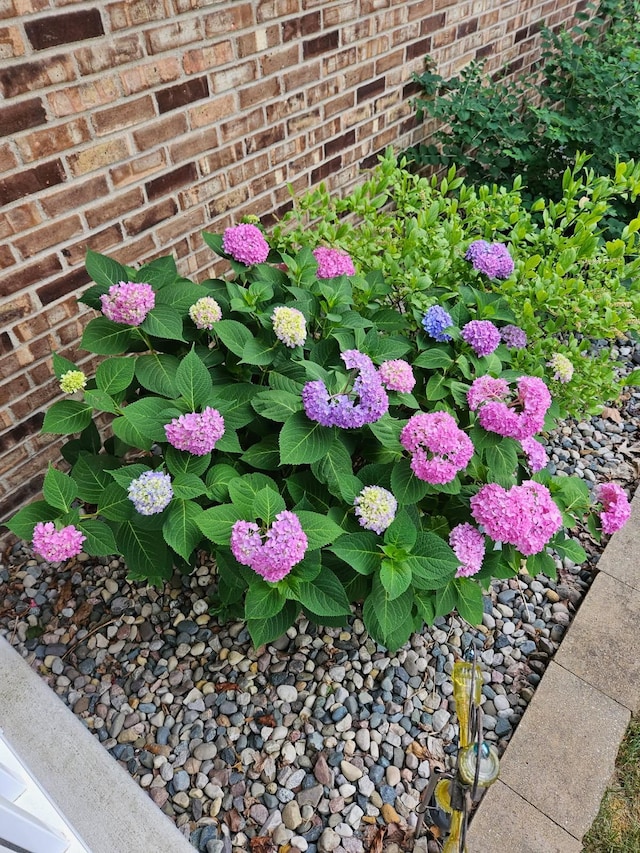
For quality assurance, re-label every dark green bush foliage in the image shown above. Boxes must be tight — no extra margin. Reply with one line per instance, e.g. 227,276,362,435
405,0,640,233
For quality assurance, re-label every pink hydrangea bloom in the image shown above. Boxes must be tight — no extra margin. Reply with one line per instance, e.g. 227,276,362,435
32,522,86,562
354,486,397,534
467,376,510,411
465,240,515,279
100,281,155,326
475,375,551,440
461,320,501,356
272,306,307,347
313,247,356,278
449,523,485,578
230,511,308,582
222,223,269,265
596,483,631,534
164,407,225,456
520,436,548,473
400,411,474,484
471,481,562,556
378,360,416,393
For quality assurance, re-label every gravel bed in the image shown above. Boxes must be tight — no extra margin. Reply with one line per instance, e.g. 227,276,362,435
1,344,638,853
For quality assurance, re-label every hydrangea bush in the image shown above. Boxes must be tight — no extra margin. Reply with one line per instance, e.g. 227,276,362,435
7,223,631,651
273,150,640,417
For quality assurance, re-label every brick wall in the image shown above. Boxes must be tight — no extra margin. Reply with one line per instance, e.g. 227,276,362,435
0,0,587,522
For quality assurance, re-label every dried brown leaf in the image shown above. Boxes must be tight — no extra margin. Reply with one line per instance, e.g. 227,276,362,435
53,581,73,615
601,406,622,423
249,837,275,853
73,599,95,626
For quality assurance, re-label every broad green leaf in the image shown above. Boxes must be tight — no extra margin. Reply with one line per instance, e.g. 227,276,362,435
425,372,448,400
84,389,119,414
293,567,351,617
241,335,276,366
135,353,180,398
311,435,354,493
77,519,117,556
96,357,136,395
367,414,404,453
380,558,412,600
141,305,186,342
485,438,519,485
229,474,279,516
163,499,204,562
72,453,121,503
434,581,458,618
97,482,134,522
623,369,640,387
363,578,413,650
52,352,77,379
108,463,150,490
85,249,128,287
454,578,484,625
206,463,242,501
165,446,211,477
384,511,417,550
295,510,344,550
171,473,206,500
252,390,302,422
551,535,587,564
390,458,430,505
209,383,260,430
42,464,78,512
414,589,436,626
245,581,287,620
156,281,208,312
197,504,243,545
279,412,335,465
80,317,134,355
253,486,286,525
405,532,459,589
214,319,252,357
121,397,171,442
328,531,381,575
117,520,173,585
42,400,93,435
175,348,212,410
6,501,61,540
241,435,281,470
527,550,557,580
413,349,454,369
246,599,298,649
112,415,153,450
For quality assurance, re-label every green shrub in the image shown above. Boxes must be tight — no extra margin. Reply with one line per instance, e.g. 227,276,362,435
273,150,640,417
404,0,640,233
7,222,625,652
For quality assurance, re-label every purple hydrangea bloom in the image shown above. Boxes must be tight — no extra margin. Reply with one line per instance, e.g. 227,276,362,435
100,281,155,326
461,320,501,356
222,224,269,265
501,325,527,349
164,408,225,456
465,240,514,279
422,306,454,342
449,523,485,578
302,350,388,429
32,522,86,562
313,247,356,278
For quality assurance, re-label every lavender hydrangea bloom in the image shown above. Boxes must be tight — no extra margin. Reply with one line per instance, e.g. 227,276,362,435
422,306,453,342
501,325,527,349
465,240,514,279
302,350,388,429
461,320,501,356
127,470,173,515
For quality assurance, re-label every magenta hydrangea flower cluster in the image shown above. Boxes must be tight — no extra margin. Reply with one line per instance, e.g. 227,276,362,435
164,407,225,456
547,353,574,383
596,483,631,534
354,486,397,534
471,481,562,555
378,359,416,393
32,522,86,562
230,511,308,582
449,523,485,578
465,240,515,279
271,306,307,348
468,375,551,440
100,281,155,326
461,320,501,356
313,247,356,279
222,223,269,266
127,470,173,515
422,305,453,342
302,350,388,429
520,436,548,473
501,324,527,349
189,297,222,329
400,411,474,484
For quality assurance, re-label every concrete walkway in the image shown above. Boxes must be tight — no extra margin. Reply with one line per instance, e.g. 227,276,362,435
467,488,640,853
